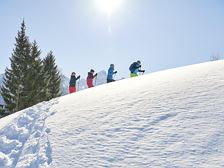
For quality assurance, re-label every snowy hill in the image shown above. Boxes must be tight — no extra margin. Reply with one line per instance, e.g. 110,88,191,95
0,61,224,167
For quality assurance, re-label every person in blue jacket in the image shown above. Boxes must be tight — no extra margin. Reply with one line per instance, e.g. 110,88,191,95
107,64,117,83
129,60,145,77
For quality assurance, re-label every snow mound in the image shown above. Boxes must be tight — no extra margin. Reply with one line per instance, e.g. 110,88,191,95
0,61,224,167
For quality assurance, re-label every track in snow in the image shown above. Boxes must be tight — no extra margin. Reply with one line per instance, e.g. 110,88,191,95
0,100,58,168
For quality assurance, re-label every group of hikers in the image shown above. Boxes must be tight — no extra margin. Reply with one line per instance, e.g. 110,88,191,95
69,60,145,93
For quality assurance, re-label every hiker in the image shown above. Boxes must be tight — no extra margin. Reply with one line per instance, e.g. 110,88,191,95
69,72,80,93
107,64,117,83
87,69,97,88
129,60,145,77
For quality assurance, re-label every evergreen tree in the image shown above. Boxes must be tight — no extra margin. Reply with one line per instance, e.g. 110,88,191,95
0,108,6,118
1,20,61,116
43,51,61,100
1,20,31,113
24,41,45,106
0,93,6,118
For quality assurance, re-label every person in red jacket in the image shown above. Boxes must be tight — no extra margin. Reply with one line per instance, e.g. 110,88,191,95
87,69,97,88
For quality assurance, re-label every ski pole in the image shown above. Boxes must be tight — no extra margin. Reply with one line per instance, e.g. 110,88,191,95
114,73,117,79
139,66,142,76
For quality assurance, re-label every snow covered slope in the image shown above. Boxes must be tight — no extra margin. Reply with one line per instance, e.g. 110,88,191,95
0,61,224,168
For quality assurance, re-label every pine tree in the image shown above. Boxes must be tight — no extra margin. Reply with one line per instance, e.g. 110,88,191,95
24,41,46,106
1,21,61,115
1,20,31,113
0,108,6,118
43,51,61,100
0,93,6,118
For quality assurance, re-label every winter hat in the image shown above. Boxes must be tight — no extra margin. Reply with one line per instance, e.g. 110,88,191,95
90,69,95,73
137,60,141,64
110,64,114,68
71,72,76,76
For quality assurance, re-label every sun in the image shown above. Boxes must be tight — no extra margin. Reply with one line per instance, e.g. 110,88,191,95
95,0,122,16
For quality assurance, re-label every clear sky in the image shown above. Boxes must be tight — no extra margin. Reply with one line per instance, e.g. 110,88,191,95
0,0,224,79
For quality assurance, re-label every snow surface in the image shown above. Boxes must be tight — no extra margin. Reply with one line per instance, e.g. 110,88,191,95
0,61,224,168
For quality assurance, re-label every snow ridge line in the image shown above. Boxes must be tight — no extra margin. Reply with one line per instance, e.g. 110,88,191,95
0,100,58,168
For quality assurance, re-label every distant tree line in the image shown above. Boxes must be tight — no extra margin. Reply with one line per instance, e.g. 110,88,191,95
0,20,61,116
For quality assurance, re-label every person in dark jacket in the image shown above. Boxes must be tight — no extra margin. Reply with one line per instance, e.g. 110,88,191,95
69,72,80,93
107,64,117,83
87,69,97,88
129,60,145,77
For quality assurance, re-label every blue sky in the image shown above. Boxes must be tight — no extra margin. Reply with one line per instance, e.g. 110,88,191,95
0,0,224,79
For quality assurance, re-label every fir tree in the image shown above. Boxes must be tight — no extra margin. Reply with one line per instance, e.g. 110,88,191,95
0,108,6,118
43,51,61,100
1,20,31,113
23,41,45,106
1,20,61,115
0,93,6,118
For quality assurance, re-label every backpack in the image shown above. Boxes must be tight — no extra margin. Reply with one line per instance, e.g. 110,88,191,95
129,62,136,73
